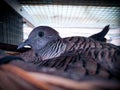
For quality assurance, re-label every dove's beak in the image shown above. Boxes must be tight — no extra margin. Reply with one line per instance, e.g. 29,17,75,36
17,43,26,50
17,39,30,50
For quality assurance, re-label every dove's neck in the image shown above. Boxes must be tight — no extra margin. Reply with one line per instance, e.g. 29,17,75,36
36,39,67,60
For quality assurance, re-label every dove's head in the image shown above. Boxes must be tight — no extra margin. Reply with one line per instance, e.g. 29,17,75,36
17,26,61,51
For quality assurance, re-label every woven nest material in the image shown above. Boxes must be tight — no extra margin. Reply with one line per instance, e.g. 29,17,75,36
0,64,119,90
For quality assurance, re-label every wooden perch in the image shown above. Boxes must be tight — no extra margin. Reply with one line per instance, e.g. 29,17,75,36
0,42,30,52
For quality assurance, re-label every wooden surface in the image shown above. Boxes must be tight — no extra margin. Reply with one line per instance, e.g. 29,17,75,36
0,42,30,53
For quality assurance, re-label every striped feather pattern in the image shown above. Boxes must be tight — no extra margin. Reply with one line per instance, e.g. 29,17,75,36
17,26,119,62
37,53,114,80
31,36,119,62
16,26,120,80
37,39,67,60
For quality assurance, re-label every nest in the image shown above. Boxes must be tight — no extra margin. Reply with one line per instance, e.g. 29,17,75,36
0,64,119,90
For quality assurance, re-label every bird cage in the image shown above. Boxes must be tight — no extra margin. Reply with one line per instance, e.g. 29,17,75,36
0,0,23,45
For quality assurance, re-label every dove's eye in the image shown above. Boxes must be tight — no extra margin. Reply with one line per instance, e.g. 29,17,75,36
38,31,44,37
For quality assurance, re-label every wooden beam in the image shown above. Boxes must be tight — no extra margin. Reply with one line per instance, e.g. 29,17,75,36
0,42,30,52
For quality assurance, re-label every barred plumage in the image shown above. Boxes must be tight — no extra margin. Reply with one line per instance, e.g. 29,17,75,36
17,26,119,62
36,48,120,81
17,26,120,76
37,54,113,80
16,25,110,64
36,39,67,60
0,51,119,81
0,52,113,80
1,25,120,90
0,50,119,89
